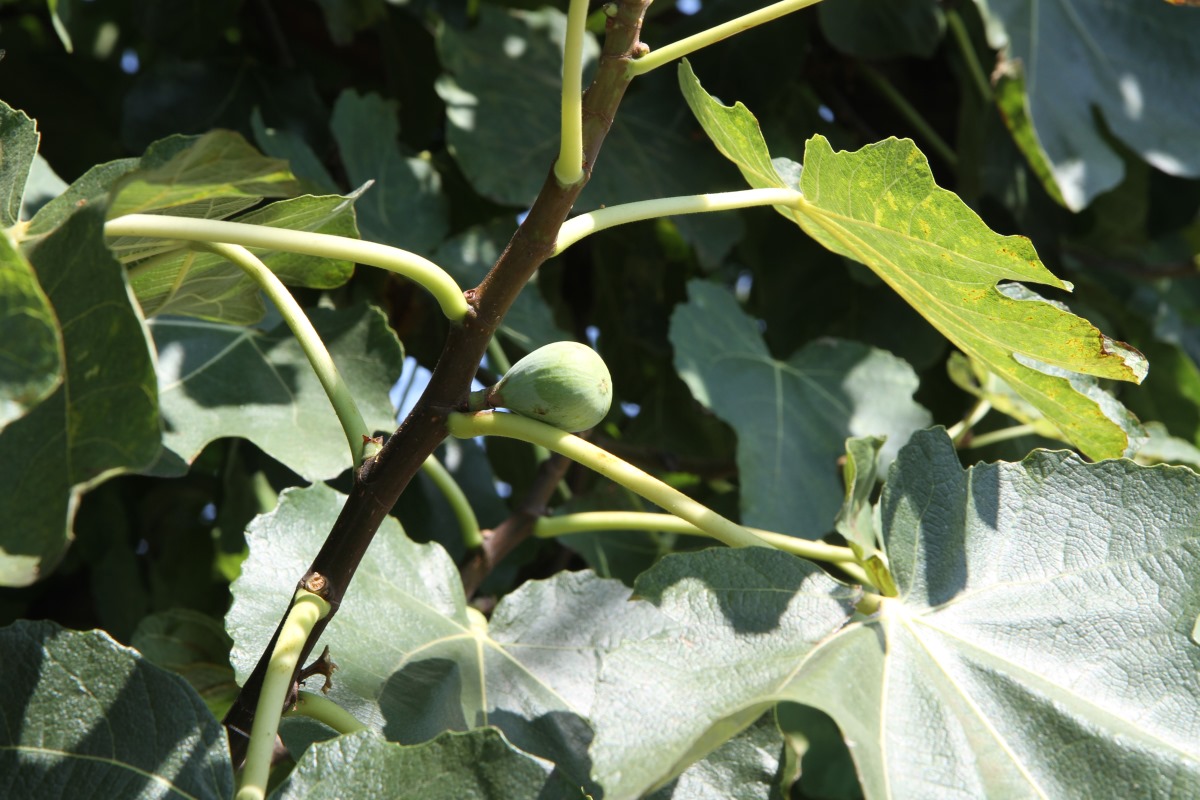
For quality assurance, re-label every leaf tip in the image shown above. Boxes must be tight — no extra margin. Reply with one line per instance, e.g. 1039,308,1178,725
1102,336,1149,384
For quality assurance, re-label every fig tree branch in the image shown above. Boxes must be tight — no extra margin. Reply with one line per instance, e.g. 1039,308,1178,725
221,0,655,765
460,451,575,597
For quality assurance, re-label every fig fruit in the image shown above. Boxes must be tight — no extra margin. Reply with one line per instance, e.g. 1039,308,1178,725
471,341,612,432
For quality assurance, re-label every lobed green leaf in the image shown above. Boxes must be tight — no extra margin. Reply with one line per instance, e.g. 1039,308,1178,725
670,280,930,539
974,0,1200,210
789,429,1200,798
150,303,401,481
275,728,568,799
589,548,860,799
679,61,1147,460
0,207,159,587
0,620,233,799
228,483,673,792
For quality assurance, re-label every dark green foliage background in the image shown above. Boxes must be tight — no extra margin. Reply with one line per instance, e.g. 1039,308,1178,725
3,0,1200,797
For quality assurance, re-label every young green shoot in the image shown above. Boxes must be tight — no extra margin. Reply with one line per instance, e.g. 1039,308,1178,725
535,511,859,565
237,587,331,800
554,188,802,255
284,691,369,735
198,242,372,468
555,0,589,186
105,213,471,322
964,423,1040,449
487,336,512,376
947,398,993,445
448,410,770,550
627,0,825,77
421,453,484,550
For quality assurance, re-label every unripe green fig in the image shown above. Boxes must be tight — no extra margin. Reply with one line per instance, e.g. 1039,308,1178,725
470,341,612,432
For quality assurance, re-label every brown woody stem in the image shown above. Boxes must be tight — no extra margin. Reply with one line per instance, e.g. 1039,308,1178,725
222,0,654,764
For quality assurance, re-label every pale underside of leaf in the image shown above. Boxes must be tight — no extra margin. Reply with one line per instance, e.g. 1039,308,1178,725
784,430,1200,799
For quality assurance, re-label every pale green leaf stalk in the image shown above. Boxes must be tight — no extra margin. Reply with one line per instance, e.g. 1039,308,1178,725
197,242,371,468
946,398,993,444
535,510,867,572
421,454,484,550
627,0,825,77
105,213,470,321
554,188,802,255
237,588,331,800
555,0,589,186
285,690,369,735
448,410,770,550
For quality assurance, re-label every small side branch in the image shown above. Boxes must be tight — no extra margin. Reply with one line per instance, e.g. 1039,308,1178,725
284,691,368,735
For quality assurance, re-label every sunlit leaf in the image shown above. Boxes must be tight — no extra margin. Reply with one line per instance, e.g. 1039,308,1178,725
109,129,299,218
228,483,671,792
150,303,401,482
591,428,1200,798
0,620,232,798
275,728,569,799
589,548,859,799
786,429,1200,797
120,192,360,324
0,207,158,587
679,61,1147,460
646,714,787,800
24,130,301,242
